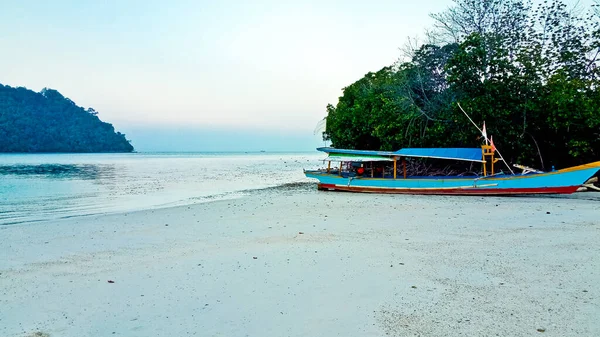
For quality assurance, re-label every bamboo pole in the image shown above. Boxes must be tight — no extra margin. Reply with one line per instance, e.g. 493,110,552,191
327,161,331,174
403,159,407,179
339,162,342,176
393,158,397,179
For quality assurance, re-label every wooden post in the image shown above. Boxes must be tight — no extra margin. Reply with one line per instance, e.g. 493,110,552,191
393,158,397,179
403,159,407,179
483,160,487,176
339,162,343,176
327,161,331,174
371,162,374,177
482,147,486,176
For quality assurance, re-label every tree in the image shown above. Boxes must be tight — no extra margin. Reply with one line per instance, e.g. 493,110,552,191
323,0,600,169
0,83,134,153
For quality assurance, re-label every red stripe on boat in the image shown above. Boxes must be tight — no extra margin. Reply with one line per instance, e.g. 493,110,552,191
316,184,579,195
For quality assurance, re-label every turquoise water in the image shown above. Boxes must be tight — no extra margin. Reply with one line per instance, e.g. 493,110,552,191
0,152,324,225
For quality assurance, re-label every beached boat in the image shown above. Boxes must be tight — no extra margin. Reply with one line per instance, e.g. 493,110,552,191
304,146,600,195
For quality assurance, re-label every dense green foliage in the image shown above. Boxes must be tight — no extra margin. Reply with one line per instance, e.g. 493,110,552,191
325,0,600,169
0,84,133,152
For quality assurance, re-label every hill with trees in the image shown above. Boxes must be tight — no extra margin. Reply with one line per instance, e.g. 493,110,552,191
0,84,133,152
324,0,600,169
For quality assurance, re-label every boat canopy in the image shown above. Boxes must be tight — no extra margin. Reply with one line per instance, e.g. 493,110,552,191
317,147,396,156
324,154,394,162
317,147,484,163
394,148,484,162
318,147,396,162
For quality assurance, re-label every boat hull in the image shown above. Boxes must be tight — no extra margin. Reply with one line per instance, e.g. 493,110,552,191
316,183,580,195
305,162,600,196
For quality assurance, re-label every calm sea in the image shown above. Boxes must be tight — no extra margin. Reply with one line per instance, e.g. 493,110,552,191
0,152,324,225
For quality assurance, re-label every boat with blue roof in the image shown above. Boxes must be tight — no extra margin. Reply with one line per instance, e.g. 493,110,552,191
304,146,600,195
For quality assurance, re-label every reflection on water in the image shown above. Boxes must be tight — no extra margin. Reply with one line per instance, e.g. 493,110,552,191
0,152,323,225
0,164,116,180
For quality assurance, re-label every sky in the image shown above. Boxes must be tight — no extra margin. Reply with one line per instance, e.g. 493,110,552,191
0,0,592,151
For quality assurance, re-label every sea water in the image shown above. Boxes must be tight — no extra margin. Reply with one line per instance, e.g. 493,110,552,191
0,152,324,225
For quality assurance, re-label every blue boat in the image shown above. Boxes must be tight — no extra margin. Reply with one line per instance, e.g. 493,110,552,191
304,146,600,195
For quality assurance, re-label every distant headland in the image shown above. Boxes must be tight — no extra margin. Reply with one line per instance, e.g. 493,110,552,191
0,83,133,153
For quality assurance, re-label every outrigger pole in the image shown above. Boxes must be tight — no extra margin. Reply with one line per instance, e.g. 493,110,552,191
457,103,515,175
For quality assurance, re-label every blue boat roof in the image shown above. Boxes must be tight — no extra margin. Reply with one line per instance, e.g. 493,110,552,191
317,147,483,162
394,148,483,162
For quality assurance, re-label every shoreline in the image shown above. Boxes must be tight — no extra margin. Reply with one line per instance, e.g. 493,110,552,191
2,182,599,227
0,181,315,227
2,188,599,336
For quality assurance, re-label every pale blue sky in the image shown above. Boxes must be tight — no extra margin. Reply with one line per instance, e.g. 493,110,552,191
0,0,591,151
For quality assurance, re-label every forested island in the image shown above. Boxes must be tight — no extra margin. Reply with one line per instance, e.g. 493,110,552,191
0,84,133,153
324,0,600,169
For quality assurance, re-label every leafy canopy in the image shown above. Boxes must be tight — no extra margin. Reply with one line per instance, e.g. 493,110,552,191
324,0,600,168
0,84,134,153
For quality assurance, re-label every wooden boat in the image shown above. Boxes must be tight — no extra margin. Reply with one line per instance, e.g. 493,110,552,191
304,146,600,195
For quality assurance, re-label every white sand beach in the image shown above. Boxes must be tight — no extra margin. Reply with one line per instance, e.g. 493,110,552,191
2,187,599,337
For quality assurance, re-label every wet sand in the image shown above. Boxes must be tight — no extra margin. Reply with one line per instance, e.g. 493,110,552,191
2,187,599,337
